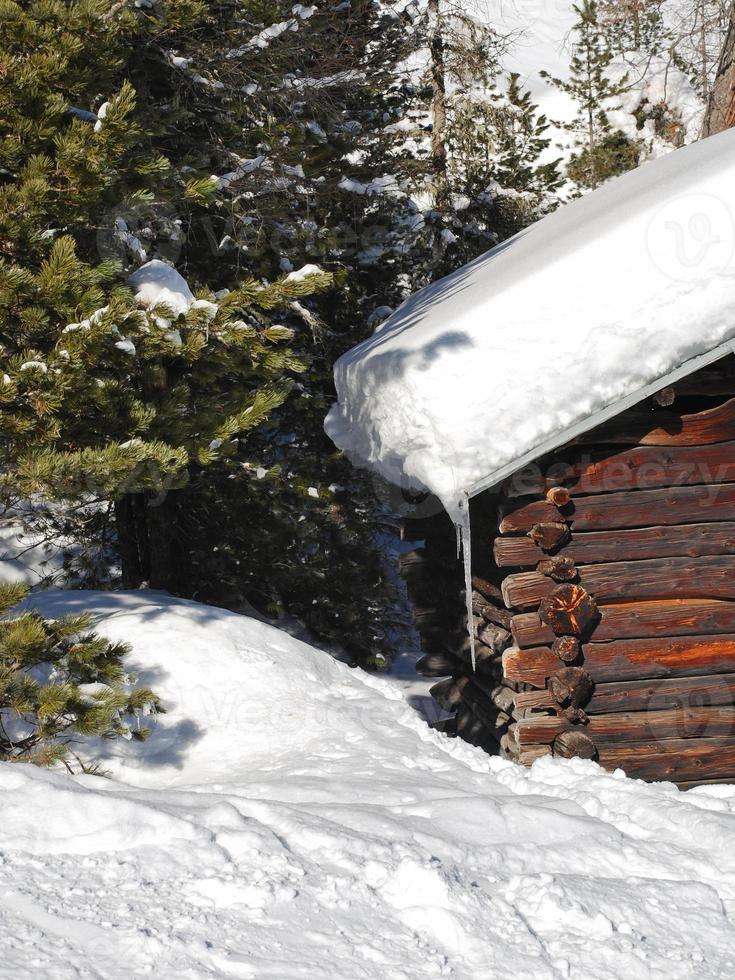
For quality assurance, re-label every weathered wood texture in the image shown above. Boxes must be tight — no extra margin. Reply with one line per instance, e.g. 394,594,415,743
527,521,570,551
429,678,464,712
549,666,593,713
407,379,735,781
551,636,581,663
597,740,735,784
519,744,552,764
538,584,599,636
505,441,735,499
500,483,735,534
504,635,735,687
503,555,735,610
416,651,461,677
576,396,735,447
675,366,735,395
552,731,597,759
494,382,735,781
511,599,735,649
455,639,504,677
401,496,520,759
494,522,735,568
517,706,735,747
515,673,735,716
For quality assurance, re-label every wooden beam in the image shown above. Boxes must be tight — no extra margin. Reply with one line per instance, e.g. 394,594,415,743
515,672,735,716
577,396,735,447
676,369,735,396
517,705,735,747
597,739,735,783
511,599,735,649
454,641,505,678
502,555,735,611
499,483,735,534
429,678,464,711
504,635,735,687
505,439,735,499
527,521,570,551
538,584,598,635
457,679,511,732
494,521,735,568
517,744,552,765
502,646,559,687
553,730,597,759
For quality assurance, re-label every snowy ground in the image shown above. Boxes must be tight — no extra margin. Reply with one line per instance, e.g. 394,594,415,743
0,516,66,587
2,592,735,978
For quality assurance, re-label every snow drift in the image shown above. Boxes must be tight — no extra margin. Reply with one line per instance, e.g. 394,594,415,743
3,592,735,977
325,129,735,515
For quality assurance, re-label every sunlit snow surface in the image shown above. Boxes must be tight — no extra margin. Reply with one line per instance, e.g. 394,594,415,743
326,130,735,512
2,591,735,978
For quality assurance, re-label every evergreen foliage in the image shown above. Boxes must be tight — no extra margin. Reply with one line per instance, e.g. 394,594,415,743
0,0,334,590
448,73,562,242
541,0,639,190
0,581,160,770
1,0,725,675
599,0,667,55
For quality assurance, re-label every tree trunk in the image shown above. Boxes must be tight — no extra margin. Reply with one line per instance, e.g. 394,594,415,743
114,492,176,590
428,0,448,209
146,492,174,591
115,495,144,588
703,1,735,135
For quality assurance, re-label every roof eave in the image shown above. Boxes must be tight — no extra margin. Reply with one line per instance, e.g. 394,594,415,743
466,337,735,500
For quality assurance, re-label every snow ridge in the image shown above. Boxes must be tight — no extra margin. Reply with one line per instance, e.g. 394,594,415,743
3,591,735,978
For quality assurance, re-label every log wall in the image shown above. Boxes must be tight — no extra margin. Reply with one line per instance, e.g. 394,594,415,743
401,497,517,753
405,355,735,787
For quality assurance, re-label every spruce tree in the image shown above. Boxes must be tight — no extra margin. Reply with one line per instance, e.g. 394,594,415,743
0,581,160,771
541,0,639,190
447,73,562,245
599,0,666,55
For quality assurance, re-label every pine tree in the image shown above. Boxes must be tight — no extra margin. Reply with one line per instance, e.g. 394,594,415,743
448,73,562,242
0,0,405,666
541,0,639,190
599,0,666,55
0,0,334,589
0,581,160,771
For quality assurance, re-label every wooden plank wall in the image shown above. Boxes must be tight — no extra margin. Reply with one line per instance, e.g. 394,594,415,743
407,356,735,788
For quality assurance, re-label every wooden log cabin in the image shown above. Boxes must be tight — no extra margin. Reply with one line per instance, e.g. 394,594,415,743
402,360,735,787
325,129,735,787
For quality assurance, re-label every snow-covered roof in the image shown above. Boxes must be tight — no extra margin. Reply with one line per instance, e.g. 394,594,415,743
325,130,735,518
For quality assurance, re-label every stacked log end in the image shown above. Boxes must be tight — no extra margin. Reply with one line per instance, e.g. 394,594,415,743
496,364,735,786
406,357,735,788
400,497,518,752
